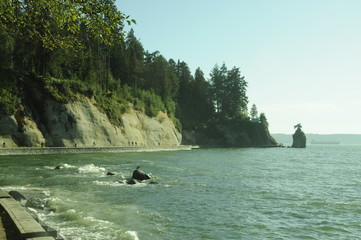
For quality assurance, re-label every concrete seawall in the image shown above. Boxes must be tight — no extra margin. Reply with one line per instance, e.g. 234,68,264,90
0,189,56,240
0,145,198,156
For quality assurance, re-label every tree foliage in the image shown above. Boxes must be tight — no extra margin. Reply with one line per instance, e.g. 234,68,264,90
250,104,258,119
0,0,133,51
0,2,269,134
210,64,248,118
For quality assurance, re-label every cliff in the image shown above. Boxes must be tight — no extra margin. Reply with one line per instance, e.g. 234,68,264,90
182,118,278,147
0,98,181,148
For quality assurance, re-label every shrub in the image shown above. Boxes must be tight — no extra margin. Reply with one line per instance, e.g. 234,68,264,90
43,77,92,102
95,93,129,127
171,116,182,133
0,89,21,115
135,89,165,117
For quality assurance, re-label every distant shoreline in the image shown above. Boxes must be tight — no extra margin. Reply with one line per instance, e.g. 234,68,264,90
0,145,199,156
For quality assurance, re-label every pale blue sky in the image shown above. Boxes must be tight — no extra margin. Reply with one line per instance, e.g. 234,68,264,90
116,0,361,134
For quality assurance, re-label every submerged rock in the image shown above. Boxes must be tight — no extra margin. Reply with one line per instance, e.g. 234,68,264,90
126,179,139,185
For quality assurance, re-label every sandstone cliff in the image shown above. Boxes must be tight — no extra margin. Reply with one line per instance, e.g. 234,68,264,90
0,98,181,148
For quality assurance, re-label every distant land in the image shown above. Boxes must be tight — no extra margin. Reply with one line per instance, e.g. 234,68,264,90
272,134,361,145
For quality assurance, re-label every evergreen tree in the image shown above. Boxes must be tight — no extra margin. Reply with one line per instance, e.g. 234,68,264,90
210,63,227,113
124,29,144,89
175,61,194,128
260,113,269,128
142,53,178,102
250,104,258,120
191,68,214,126
210,64,248,119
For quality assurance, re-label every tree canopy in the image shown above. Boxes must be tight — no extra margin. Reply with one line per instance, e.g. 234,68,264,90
0,2,268,133
0,0,134,51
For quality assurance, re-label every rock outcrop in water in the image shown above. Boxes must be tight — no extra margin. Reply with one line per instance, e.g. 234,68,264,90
292,124,306,148
132,166,151,181
0,98,181,147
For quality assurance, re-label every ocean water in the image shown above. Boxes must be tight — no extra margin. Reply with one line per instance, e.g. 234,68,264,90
1,145,361,239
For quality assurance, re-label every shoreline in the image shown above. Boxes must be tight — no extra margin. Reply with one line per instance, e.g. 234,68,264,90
0,145,199,156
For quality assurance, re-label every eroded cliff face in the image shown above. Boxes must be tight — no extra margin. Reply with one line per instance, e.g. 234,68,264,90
0,98,181,147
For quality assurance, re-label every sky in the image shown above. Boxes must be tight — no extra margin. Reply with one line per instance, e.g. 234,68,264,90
116,0,361,134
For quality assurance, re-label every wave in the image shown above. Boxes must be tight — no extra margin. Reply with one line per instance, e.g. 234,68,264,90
78,164,106,174
92,180,122,187
125,231,139,240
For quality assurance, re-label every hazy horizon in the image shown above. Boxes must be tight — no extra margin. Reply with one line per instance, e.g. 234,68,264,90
117,0,361,134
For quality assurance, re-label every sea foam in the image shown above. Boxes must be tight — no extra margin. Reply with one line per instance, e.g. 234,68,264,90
125,230,140,240
78,164,106,174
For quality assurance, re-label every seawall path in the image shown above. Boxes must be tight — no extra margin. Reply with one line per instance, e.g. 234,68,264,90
0,145,198,156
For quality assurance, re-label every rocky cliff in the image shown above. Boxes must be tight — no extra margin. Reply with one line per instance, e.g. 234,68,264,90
182,119,278,147
292,127,306,148
0,98,181,148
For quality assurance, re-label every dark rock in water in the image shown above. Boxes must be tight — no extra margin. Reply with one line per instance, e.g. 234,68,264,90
149,181,159,184
9,190,26,201
106,171,115,176
126,179,138,185
25,198,45,210
132,166,151,181
54,165,62,170
292,124,306,148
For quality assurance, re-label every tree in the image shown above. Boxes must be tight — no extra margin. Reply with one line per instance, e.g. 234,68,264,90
223,66,248,118
142,53,178,102
250,104,258,119
210,63,227,113
0,0,133,51
210,63,248,118
124,29,144,89
186,67,214,128
260,113,269,128
0,0,135,85
294,123,302,130
175,60,193,123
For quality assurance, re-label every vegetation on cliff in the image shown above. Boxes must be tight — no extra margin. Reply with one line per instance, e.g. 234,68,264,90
0,1,276,146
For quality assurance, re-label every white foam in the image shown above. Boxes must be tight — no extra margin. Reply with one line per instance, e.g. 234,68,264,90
92,180,121,187
125,230,140,240
78,164,106,174
63,163,76,168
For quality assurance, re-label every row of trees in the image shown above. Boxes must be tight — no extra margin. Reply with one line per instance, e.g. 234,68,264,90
0,0,266,131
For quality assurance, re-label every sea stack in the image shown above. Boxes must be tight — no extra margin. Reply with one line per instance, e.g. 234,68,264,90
292,123,306,148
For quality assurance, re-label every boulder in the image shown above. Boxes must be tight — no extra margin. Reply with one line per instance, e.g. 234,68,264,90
8,190,27,202
132,166,151,181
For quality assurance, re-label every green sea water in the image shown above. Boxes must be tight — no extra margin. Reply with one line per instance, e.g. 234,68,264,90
1,145,361,239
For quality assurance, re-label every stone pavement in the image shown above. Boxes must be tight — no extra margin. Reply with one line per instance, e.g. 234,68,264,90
0,215,6,240
0,189,9,240
0,189,56,240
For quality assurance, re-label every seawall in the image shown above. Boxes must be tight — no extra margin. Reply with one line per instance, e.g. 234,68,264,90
0,145,198,156
0,189,56,240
